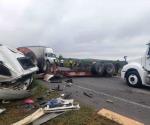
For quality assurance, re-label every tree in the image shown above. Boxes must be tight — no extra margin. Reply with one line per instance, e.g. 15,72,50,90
58,54,63,60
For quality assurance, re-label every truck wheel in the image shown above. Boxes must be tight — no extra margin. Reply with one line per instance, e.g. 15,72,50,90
126,71,142,87
96,63,105,76
91,63,97,75
105,63,115,76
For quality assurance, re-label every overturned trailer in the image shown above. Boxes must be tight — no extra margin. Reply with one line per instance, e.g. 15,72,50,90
0,45,38,91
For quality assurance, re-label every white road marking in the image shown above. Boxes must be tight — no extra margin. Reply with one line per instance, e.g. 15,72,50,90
73,84,150,110
131,88,150,95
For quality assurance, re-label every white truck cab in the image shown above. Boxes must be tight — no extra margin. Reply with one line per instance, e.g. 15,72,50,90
0,45,38,89
45,47,57,64
121,43,150,87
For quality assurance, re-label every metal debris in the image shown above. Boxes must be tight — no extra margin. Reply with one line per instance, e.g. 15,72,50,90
106,99,113,104
83,91,93,98
0,108,6,114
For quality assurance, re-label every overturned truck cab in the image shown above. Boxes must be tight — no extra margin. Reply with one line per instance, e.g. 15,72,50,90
0,45,38,90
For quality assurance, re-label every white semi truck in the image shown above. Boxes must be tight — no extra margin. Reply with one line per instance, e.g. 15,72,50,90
0,44,38,89
121,43,150,87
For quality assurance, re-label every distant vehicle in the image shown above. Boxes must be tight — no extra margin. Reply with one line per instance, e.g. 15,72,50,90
0,44,38,89
121,43,150,87
17,46,57,73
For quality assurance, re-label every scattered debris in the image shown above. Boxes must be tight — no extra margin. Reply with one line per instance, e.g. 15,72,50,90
97,108,144,125
65,79,73,87
46,99,64,108
2,100,10,104
35,73,45,79
44,98,80,113
44,103,80,113
43,74,63,83
50,75,63,83
66,82,72,87
61,92,72,99
43,74,54,82
52,85,63,91
106,99,113,104
83,91,93,98
24,98,34,105
46,98,73,108
23,104,35,111
0,108,6,114
36,97,47,107
65,79,73,83
12,98,80,125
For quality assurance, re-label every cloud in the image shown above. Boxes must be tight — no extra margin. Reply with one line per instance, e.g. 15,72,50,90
0,0,150,60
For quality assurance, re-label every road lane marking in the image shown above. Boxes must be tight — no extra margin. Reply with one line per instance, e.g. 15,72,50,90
73,84,150,110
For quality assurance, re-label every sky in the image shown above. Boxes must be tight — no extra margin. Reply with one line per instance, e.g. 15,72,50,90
0,0,150,60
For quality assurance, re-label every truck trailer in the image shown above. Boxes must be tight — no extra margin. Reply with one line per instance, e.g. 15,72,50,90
17,46,57,73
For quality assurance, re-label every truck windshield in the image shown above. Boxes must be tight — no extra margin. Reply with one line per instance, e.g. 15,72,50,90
47,53,56,58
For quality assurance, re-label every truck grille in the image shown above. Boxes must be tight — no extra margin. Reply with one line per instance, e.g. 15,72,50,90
17,57,35,70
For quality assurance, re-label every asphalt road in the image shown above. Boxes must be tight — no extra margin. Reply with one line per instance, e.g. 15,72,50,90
47,77,150,125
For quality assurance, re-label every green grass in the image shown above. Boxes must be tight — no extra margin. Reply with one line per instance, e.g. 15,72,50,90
45,105,119,125
0,80,120,125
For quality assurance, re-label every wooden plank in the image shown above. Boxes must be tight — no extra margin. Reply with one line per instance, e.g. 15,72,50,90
97,108,144,125
12,108,45,125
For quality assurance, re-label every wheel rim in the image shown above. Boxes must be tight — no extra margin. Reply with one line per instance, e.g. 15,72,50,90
128,75,138,85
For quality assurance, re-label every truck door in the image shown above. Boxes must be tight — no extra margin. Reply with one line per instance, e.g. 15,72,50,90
145,47,150,71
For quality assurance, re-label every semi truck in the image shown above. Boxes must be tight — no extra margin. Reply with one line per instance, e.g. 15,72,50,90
121,43,150,87
0,44,38,89
17,46,57,73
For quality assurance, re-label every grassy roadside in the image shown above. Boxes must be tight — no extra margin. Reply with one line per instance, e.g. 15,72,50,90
0,80,120,125
46,105,119,125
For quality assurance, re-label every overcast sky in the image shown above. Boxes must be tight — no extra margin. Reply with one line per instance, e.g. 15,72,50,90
0,0,150,60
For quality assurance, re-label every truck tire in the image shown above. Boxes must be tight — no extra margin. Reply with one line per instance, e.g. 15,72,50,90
96,63,105,76
91,63,105,76
126,71,142,87
105,63,115,76
91,63,97,75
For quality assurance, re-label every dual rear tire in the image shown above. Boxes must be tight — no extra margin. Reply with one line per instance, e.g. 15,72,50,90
91,62,115,76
